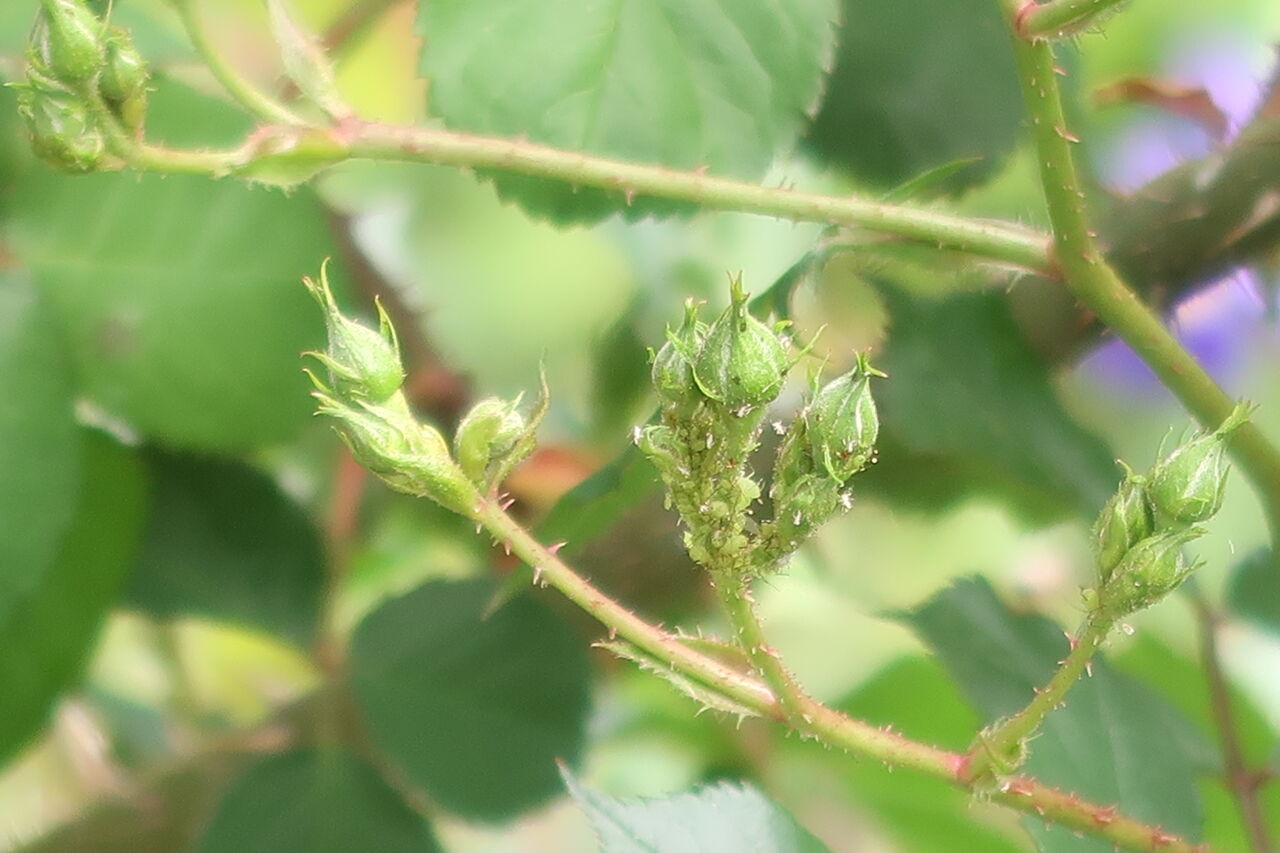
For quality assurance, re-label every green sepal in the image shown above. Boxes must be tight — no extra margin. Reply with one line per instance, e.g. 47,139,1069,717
1093,462,1154,582
692,275,788,410
1147,404,1250,525
303,263,404,403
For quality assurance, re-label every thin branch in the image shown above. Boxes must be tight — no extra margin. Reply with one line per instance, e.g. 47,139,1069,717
1002,8,1280,545
171,0,305,125
1191,593,1276,853
477,496,1204,852
962,615,1110,782
713,576,810,724
109,120,1052,274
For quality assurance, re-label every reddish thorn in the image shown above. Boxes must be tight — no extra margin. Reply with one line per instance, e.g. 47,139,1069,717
548,541,567,555
500,497,516,510
1092,805,1117,826
1054,125,1081,143
1150,829,1176,848
623,188,636,206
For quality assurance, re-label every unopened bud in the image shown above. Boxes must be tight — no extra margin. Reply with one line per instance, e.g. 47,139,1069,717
692,276,788,409
1093,528,1203,620
30,0,106,86
454,397,527,485
100,28,148,132
652,299,704,405
311,391,474,515
805,353,883,482
1093,464,1153,582
303,263,404,403
1148,405,1248,526
18,71,106,172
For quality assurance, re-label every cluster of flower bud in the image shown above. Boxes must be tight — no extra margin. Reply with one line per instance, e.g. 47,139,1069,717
638,277,882,576
1085,405,1250,622
17,0,150,172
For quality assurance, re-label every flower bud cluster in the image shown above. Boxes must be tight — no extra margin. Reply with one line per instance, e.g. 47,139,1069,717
17,0,150,172
1086,405,1250,622
303,268,477,516
637,277,882,578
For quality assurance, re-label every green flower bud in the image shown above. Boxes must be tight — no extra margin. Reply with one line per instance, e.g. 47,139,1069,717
1147,405,1249,525
312,390,475,515
805,353,883,482
692,276,788,410
99,27,148,132
17,71,106,172
30,0,106,86
652,299,704,405
303,264,404,403
454,397,527,485
1093,528,1203,620
1093,464,1153,582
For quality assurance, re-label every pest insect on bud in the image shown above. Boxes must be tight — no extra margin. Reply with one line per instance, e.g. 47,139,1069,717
454,397,527,486
692,276,789,409
30,0,106,86
303,263,404,404
1093,463,1153,583
1092,527,1204,621
651,299,705,406
805,353,884,482
1147,405,1249,526
17,70,106,172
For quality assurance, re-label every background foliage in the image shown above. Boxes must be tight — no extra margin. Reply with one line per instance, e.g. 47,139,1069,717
1,0,1279,851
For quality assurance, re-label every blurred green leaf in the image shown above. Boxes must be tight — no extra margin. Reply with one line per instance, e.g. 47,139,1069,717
538,446,660,560
590,301,653,444
4,84,327,451
196,750,442,853
0,431,146,763
0,274,80,618
831,657,1027,853
562,768,831,853
417,0,839,223
865,285,1116,522
901,577,1205,852
806,0,1022,191
124,451,326,646
350,578,592,821
1225,548,1280,634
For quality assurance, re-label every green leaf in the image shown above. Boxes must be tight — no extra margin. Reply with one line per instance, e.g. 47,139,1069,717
0,273,80,619
901,577,1205,852
350,578,592,821
537,446,660,560
4,84,329,451
417,0,839,223
1225,548,1280,634
806,0,1023,191
865,285,1116,522
562,767,831,853
0,430,147,763
196,750,442,853
123,451,326,646
831,657,1027,853
590,301,653,444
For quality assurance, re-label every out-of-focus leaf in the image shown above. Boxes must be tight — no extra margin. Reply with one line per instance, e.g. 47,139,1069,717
829,657,1026,853
124,451,326,646
590,301,653,444
417,0,839,223
806,0,1022,191
864,284,1116,522
0,432,146,764
901,577,1205,852
350,579,592,821
562,767,831,853
1226,548,1280,634
4,84,328,451
196,750,442,853
537,446,660,560
0,274,80,619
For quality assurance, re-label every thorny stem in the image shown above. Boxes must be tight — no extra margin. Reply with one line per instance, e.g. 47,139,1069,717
1014,0,1131,38
713,575,810,725
171,0,306,126
104,119,1052,274
1003,7,1280,545
1191,592,1276,853
962,614,1110,783
477,496,1203,852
